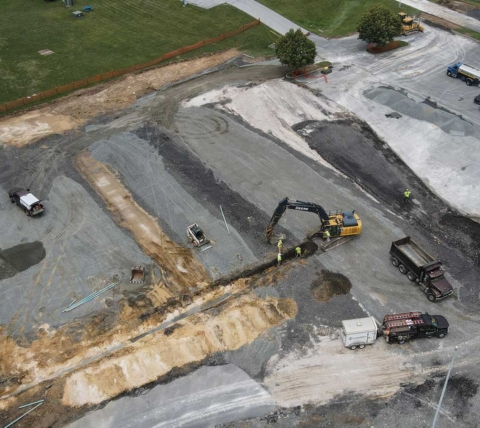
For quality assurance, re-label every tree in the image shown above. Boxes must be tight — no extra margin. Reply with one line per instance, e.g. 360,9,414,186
276,29,317,72
357,6,402,46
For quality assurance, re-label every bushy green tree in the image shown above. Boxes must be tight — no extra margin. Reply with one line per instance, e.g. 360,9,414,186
276,29,317,71
357,6,402,46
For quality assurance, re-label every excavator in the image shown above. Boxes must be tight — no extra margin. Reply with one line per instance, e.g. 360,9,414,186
265,197,362,250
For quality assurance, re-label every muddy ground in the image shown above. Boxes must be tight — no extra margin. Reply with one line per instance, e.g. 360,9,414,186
1,54,480,428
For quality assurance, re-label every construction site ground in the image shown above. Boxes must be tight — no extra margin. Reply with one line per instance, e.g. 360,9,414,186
0,26,479,428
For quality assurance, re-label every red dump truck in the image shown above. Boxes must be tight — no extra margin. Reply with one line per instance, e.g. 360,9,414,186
389,237,453,302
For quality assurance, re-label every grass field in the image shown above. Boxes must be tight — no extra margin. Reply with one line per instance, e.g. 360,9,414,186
0,0,277,104
256,0,418,37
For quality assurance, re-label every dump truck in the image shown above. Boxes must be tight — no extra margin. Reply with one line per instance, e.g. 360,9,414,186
447,62,480,86
340,317,378,350
8,188,44,216
381,312,449,344
341,312,449,349
398,12,424,35
389,237,453,302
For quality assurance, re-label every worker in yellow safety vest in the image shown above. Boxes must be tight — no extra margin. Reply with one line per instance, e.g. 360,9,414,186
277,239,283,252
404,189,411,203
325,229,331,243
295,246,302,257
277,253,282,266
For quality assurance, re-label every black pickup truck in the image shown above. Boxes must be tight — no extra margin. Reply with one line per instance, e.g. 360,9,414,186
389,237,453,302
381,312,449,344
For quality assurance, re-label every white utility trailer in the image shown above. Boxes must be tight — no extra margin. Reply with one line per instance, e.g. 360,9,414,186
340,317,378,350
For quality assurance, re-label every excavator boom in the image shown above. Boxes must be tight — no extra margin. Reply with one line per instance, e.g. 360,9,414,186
265,197,330,242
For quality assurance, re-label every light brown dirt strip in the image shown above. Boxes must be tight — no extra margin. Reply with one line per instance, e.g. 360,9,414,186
62,293,297,407
75,151,210,295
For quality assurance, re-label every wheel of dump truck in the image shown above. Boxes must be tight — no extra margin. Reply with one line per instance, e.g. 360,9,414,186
391,257,399,267
427,293,436,302
398,339,406,344
10,198,15,203
447,71,453,77
398,264,407,274
466,79,473,86
437,332,447,339
407,271,416,282
359,344,365,349
349,345,357,350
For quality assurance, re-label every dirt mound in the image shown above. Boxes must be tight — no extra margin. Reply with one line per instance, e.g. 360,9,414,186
310,270,352,302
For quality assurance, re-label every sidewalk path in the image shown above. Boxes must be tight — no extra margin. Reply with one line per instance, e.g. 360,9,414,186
189,0,306,34
398,0,480,32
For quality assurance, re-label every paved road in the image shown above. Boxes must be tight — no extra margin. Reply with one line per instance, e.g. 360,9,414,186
401,0,480,32
189,0,306,34
67,365,277,428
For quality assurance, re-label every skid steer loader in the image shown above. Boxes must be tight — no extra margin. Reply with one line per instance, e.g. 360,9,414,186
187,223,210,248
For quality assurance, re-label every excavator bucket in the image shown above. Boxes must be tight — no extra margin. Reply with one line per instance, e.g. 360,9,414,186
130,266,145,284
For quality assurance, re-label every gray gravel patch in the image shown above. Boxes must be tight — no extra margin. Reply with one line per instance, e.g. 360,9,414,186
364,87,479,138
0,176,150,336
90,132,258,280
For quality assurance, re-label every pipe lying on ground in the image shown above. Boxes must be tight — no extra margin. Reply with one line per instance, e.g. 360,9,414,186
5,402,43,428
62,283,118,312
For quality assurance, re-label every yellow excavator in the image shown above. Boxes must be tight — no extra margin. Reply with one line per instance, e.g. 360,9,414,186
398,12,424,35
265,198,362,250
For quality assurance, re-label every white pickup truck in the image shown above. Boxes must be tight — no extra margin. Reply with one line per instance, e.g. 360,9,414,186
9,188,44,216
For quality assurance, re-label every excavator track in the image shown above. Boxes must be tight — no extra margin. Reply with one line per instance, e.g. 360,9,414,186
318,236,353,252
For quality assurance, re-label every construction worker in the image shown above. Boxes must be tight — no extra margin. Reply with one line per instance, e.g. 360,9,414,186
295,246,302,257
277,239,283,252
404,188,412,203
324,229,331,243
277,253,282,266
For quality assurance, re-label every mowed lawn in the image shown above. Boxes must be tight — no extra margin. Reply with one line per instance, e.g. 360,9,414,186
256,0,418,36
0,0,276,104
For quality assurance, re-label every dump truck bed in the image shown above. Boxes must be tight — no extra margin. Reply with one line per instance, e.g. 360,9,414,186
392,237,434,268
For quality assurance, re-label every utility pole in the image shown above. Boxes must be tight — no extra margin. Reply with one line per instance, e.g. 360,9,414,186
432,346,459,428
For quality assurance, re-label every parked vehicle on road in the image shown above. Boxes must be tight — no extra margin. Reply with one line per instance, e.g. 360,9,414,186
447,62,480,86
8,188,44,216
474,94,480,105
389,237,453,302
381,312,449,344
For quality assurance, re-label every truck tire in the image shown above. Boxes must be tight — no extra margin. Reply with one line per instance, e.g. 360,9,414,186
437,331,447,339
398,339,406,344
466,78,473,86
398,264,407,274
359,344,365,349
10,198,15,203
427,293,436,302
407,271,416,282
349,345,357,350
447,71,453,77
391,257,399,267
